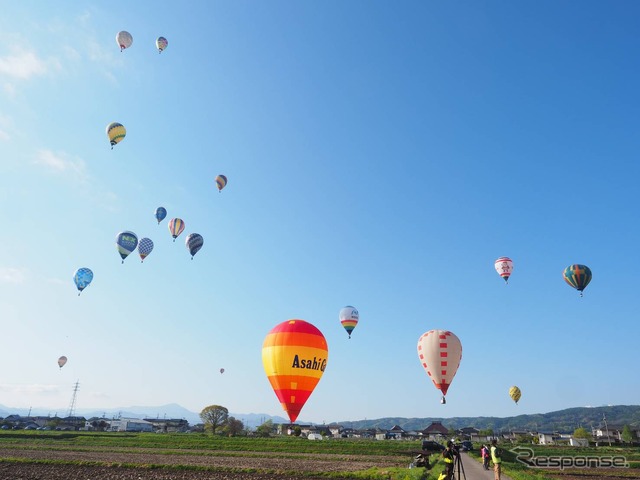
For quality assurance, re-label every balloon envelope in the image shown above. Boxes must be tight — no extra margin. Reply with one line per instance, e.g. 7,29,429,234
58,356,67,369
563,264,592,295
494,257,513,283
220,368,225,374
116,31,133,51
168,218,185,241
106,122,126,148
156,36,168,53
509,386,522,404
116,231,138,262
215,174,227,192
417,330,462,399
185,233,204,259
262,319,328,423
155,207,167,224
339,306,359,338
138,237,154,262
73,267,93,294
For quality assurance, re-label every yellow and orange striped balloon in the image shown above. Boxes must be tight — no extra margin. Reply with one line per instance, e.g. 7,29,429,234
262,319,328,423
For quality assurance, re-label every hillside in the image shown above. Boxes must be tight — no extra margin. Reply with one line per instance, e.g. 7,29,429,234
338,405,640,433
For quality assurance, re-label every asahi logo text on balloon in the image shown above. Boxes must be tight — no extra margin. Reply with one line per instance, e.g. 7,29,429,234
291,355,327,372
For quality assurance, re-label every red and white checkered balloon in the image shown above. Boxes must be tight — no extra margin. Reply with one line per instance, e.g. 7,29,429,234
417,329,462,400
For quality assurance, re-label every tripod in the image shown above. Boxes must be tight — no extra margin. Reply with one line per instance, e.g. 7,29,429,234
452,452,466,480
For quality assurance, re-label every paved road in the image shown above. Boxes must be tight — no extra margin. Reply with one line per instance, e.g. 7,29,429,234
456,452,513,480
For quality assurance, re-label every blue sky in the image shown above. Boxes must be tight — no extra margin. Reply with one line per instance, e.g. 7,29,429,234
1,1,639,424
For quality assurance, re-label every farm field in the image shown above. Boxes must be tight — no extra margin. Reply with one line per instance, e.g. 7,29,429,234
1,433,640,479
0,431,420,479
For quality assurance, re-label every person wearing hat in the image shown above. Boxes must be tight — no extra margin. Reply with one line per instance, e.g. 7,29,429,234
490,439,502,480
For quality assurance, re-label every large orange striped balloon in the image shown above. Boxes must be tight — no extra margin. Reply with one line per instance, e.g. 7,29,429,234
262,319,328,423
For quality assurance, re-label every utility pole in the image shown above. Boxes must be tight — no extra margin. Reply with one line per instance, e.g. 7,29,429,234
68,380,80,417
603,413,612,447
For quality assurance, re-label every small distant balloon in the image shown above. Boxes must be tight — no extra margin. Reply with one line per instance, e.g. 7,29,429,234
155,207,167,225
494,257,513,284
168,218,185,242
116,31,133,51
106,122,126,149
563,264,592,297
509,386,522,404
156,36,168,53
116,231,138,263
186,233,204,259
138,238,154,263
73,268,93,296
215,175,227,193
220,368,225,374
58,356,67,369
339,306,359,338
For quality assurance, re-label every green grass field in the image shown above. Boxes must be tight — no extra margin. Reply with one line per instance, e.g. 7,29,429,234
0,433,638,480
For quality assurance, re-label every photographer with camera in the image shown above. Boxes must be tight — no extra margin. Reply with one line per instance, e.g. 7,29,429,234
440,440,458,480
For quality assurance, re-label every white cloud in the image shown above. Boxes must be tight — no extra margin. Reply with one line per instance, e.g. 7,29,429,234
0,384,60,395
0,48,49,80
0,267,28,284
33,149,87,182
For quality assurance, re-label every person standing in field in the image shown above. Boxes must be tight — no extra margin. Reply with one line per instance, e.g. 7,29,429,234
490,439,502,480
481,444,490,470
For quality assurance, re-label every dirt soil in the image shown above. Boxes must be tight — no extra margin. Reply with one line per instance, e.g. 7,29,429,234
0,447,407,479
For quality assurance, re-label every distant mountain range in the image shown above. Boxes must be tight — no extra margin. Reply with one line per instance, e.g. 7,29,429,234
338,405,640,433
2,403,638,433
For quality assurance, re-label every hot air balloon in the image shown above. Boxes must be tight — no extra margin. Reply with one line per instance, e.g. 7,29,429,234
116,231,138,263
509,386,521,404
106,122,126,149
339,306,359,339
494,257,513,284
155,207,167,225
220,368,225,374
138,238,154,263
73,268,93,296
168,218,185,242
215,174,227,193
116,31,133,51
58,356,67,369
563,264,592,297
417,330,462,404
156,36,168,53
262,319,328,424
185,233,203,259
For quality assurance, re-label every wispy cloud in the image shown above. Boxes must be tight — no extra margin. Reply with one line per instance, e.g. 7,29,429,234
33,149,87,182
0,384,60,395
0,267,28,284
31,148,120,212
0,47,52,80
